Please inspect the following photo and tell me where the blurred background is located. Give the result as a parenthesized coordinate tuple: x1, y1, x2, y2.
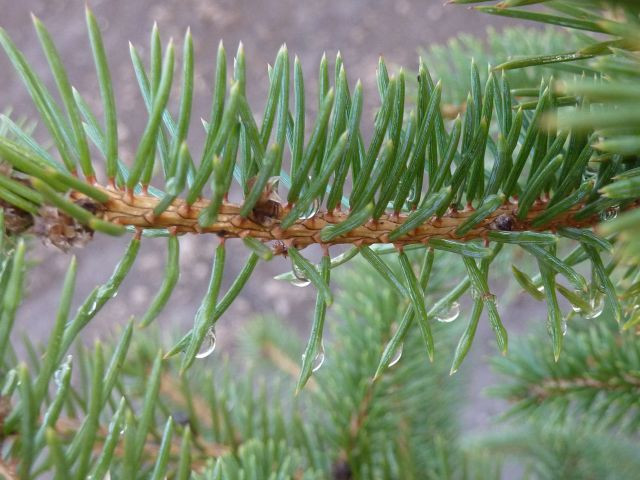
(0, 0, 528, 435)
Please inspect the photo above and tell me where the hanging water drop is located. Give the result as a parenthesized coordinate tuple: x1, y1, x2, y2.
(312, 341, 325, 372)
(585, 295, 605, 319)
(300, 197, 320, 220)
(196, 327, 217, 359)
(570, 289, 583, 313)
(601, 205, 619, 221)
(561, 317, 568, 336)
(389, 342, 403, 367)
(290, 262, 311, 288)
(435, 301, 460, 323)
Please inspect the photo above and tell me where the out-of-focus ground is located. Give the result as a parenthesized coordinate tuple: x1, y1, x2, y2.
(0, 0, 535, 435)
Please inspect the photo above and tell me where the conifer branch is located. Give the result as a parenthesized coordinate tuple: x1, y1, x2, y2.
(0, 0, 638, 371)
(1, 0, 640, 476)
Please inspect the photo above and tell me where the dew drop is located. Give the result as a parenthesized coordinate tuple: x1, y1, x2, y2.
(389, 342, 403, 367)
(435, 301, 460, 323)
(571, 290, 587, 313)
(290, 262, 311, 288)
(53, 355, 72, 387)
(196, 327, 217, 359)
(601, 205, 619, 221)
(312, 342, 325, 372)
(53, 370, 62, 387)
(300, 198, 320, 220)
(85, 300, 99, 317)
(561, 317, 568, 336)
(585, 295, 605, 319)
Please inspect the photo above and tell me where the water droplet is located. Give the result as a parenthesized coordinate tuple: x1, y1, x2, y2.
(601, 205, 619, 221)
(196, 328, 216, 359)
(585, 295, 605, 319)
(290, 262, 310, 288)
(53, 355, 72, 387)
(53, 368, 63, 387)
(561, 317, 568, 336)
(300, 198, 320, 220)
(85, 300, 99, 317)
(119, 426, 127, 436)
(435, 301, 460, 323)
(311, 342, 325, 372)
(571, 290, 587, 313)
(389, 342, 403, 367)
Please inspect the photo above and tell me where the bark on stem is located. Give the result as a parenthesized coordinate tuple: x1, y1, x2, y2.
(76, 186, 606, 249)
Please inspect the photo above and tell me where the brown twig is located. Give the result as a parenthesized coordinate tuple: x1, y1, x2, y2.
(526, 374, 640, 402)
(74, 186, 608, 250)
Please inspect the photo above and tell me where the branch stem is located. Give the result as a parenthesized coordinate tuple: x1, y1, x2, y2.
(78, 186, 609, 249)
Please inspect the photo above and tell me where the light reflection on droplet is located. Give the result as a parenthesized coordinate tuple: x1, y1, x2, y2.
(601, 205, 619, 221)
(300, 198, 320, 220)
(585, 295, 605, 319)
(196, 327, 217, 359)
(53, 355, 72, 387)
(86, 300, 98, 317)
(290, 262, 311, 288)
(389, 343, 403, 367)
(311, 341, 325, 372)
(388, 322, 403, 367)
(435, 301, 460, 323)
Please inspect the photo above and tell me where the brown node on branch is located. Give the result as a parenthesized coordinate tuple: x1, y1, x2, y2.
(0, 171, 104, 251)
(247, 175, 283, 225)
(0, 199, 33, 235)
(31, 197, 102, 253)
(491, 213, 516, 231)
(0, 169, 34, 235)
